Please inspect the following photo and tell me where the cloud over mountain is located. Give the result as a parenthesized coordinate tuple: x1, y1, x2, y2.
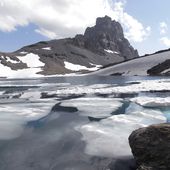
(0, 0, 150, 42)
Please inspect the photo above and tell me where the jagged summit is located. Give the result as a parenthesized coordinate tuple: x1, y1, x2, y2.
(96, 15, 112, 25)
(74, 15, 138, 59)
(0, 16, 139, 78)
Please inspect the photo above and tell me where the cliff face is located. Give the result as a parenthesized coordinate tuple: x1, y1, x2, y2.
(74, 16, 138, 60)
(129, 123, 170, 170)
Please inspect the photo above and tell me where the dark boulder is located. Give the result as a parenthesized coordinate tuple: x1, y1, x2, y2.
(129, 123, 170, 170)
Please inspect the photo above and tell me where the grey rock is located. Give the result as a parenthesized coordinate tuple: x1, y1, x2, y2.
(74, 15, 138, 59)
(129, 123, 170, 170)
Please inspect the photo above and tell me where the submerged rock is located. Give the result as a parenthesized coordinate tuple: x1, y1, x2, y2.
(129, 123, 170, 170)
(109, 156, 137, 170)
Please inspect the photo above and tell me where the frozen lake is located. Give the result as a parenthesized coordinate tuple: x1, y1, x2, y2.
(0, 75, 169, 170)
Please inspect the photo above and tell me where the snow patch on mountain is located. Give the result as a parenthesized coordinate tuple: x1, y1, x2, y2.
(64, 61, 101, 71)
(18, 53, 45, 68)
(0, 53, 46, 78)
(131, 96, 170, 107)
(5, 57, 19, 64)
(42, 47, 51, 50)
(20, 51, 28, 55)
(0, 65, 43, 78)
(104, 49, 119, 54)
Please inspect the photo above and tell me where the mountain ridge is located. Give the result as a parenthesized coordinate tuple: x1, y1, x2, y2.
(0, 15, 138, 78)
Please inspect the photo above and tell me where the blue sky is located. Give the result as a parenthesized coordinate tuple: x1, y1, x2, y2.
(0, 0, 170, 55)
(125, 0, 170, 54)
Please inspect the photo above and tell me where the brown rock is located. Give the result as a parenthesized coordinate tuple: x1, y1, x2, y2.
(129, 123, 170, 170)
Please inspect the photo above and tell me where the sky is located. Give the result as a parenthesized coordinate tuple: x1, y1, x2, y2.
(0, 0, 170, 55)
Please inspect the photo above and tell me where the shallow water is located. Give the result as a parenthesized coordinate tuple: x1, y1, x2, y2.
(0, 75, 169, 170)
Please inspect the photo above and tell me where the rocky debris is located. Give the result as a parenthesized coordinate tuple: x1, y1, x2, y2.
(129, 123, 170, 170)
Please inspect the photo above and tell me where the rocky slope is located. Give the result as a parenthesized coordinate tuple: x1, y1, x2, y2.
(0, 16, 138, 78)
(129, 123, 170, 170)
(92, 49, 170, 76)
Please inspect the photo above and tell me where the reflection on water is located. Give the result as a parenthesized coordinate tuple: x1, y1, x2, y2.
(0, 75, 169, 170)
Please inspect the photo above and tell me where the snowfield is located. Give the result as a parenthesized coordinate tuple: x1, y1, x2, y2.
(93, 51, 170, 76)
(18, 53, 45, 68)
(0, 53, 45, 78)
(64, 61, 101, 71)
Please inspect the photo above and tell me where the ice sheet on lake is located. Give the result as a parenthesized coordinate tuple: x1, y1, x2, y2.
(42, 47, 51, 50)
(55, 79, 170, 95)
(61, 97, 123, 118)
(131, 96, 170, 107)
(0, 98, 57, 140)
(77, 103, 166, 157)
(104, 49, 119, 54)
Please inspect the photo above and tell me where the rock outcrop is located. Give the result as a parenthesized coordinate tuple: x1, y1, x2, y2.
(74, 15, 138, 59)
(129, 123, 170, 170)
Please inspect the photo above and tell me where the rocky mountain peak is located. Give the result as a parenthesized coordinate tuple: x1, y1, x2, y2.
(96, 15, 112, 27)
(74, 15, 138, 59)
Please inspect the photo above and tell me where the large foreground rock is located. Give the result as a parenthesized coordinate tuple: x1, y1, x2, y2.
(129, 123, 170, 170)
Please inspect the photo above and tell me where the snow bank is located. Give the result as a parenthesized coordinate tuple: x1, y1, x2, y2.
(64, 61, 101, 71)
(0, 63, 44, 78)
(0, 53, 45, 78)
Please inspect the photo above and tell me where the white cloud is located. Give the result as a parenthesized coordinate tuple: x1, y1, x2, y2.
(160, 22, 168, 35)
(112, 1, 151, 42)
(0, 0, 150, 42)
(160, 37, 170, 47)
(35, 28, 58, 39)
